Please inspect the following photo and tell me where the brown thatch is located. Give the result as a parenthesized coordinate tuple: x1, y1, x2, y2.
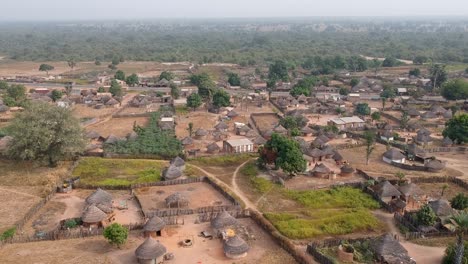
(383, 148, 405, 160)
(428, 199, 454, 216)
(82, 204, 108, 223)
(300, 126, 314, 134)
(86, 131, 102, 140)
(163, 165, 182, 180)
(442, 137, 453, 147)
(312, 163, 331, 174)
(195, 128, 208, 137)
(308, 148, 324, 158)
(372, 234, 412, 264)
(211, 211, 238, 229)
(425, 159, 446, 172)
(227, 110, 238, 118)
(421, 111, 437, 119)
(206, 142, 221, 153)
(316, 134, 330, 143)
(165, 192, 189, 207)
(263, 129, 274, 137)
(311, 138, 326, 148)
(273, 125, 287, 133)
(105, 98, 119, 106)
(215, 122, 228, 130)
(223, 235, 249, 255)
(135, 237, 167, 260)
(443, 109, 453, 119)
(332, 151, 343, 161)
(126, 131, 138, 140)
(398, 183, 424, 197)
(181, 137, 194, 145)
(170, 156, 185, 167)
(0, 136, 13, 153)
(373, 181, 401, 198)
(430, 105, 446, 114)
(340, 164, 355, 174)
(406, 108, 420, 117)
(253, 136, 267, 145)
(105, 134, 120, 144)
(321, 146, 335, 156)
(144, 216, 166, 232)
(85, 188, 113, 205)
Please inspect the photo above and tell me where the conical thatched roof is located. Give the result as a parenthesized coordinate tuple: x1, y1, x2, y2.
(428, 199, 454, 216)
(312, 163, 331, 173)
(105, 134, 119, 144)
(195, 128, 208, 136)
(372, 234, 409, 260)
(300, 126, 314, 134)
(170, 156, 185, 167)
(308, 148, 324, 158)
(442, 137, 453, 147)
(227, 110, 238, 118)
(332, 151, 343, 161)
(211, 211, 238, 229)
(340, 164, 355, 174)
(0, 136, 13, 152)
(181, 137, 194, 145)
(215, 122, 228, 130)
(407, 143, 426, 156)
(311, 138, 326, 148)
(398, 183, 424, 197)
(95, 203, 113, 214)
(383, 148, 405, 160)
(263, 129, 274, 137)
(321, 145, 335, 156)
(105, 98, 119, 105)
(245, 130, 258, 138)
(373, 181, 401, 198)
(165, 192, 188, 206)
(273, 125, 287, 133)
(406, 108, 420, 116)
(163, 165, 183, 180)
(82, 204, 108, 223)
(144, 216, 166, 232)
(430, 105, 446, 114)
(443, 109, 453, 119)
(316, 134, 330, 143)
(135, 237, 167, 260)
(0, 105, 9, 113)
(421, 111, 436, 119)
(425, 159, 446, 171)
(206, 142, 220, 153)
(253, 136, 267, 145)
(86, 188, 113, 205)
(223, 235, 249, 255)
(238, 125, 251, 133)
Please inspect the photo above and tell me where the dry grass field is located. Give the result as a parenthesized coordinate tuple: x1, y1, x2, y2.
(85, 117, 149, 138)
(72, 105, 117, 120)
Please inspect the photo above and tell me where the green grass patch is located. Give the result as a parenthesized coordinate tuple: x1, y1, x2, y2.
(175, 105, 189, 115)
(189, 153, 257, 167)
(240, 161, 274, 194)
(0, 227, 16, 241)
(184, 165, 206, 177)
(73, 157, 166, 186)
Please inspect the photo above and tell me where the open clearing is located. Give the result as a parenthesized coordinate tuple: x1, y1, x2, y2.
(72, 105, 117, 120)
(85, 117, 149, 138)
(72, 157, 168, 186)
(418, 182, 467, 201)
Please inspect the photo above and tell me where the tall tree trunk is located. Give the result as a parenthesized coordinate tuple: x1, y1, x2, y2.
(455, 233, 465, 264)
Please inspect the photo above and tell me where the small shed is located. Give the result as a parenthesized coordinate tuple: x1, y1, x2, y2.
(135, 237, 167, 264)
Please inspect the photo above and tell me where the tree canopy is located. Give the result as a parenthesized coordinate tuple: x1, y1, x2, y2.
(443, 114, 468, 144)
(290, 76, 318, 97)
(260, 133, 306, 175)
(103, 223, 128, 247)
(38, 64, 54, 75)
(355, 103, 371, 116)
(416, 204, 437, 226)
(441, 79, 468, 100)
(186, 93, 202, 110)
(430, 64, 448, 89)
(114, 70, 126, 81)
(268, 60, 289, 82)
(7, 102, 85, 166)
(212, 89, 230, 108)
(409, 68, 421, 77)
(109, 79, 122, 97)
(125, 73, 139, 86)
(190, 73, 215, 100)
(159, 71, 174, 81)
(227, 72, 241, 86)
(50, 90, 63, 102)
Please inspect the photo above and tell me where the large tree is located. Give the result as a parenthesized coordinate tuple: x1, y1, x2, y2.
(416, 204, 437, 226)
(212, 89, 231, 108)
(125, 73, 139, 86)
(6, 84, 26, 104)
(38, 64, 54, 76)
(443, 114, 468, 144)
(190, 73, 215, 100)
(260, 133, 306, 176)
(441, 79, 468, 100)
(159, 71, 174, 81)
(103, 223, 128, 248)
(430, 64, 448, 89)
(114, 70, 126, 81)
(109, 79, 122, 97)
(170, 84, 180, 99)
(268, 60, 289, 82)
(227, 73, 241, 86)
(186, 93, 202, 110)
(67, 58, 76, 71)
(7, 102, 85, 166)
(355, 103, 371, 116)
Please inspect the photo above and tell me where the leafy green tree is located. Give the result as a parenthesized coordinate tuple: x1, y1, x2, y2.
(50, 90, 63, 102)
(170, 84, 180, 99)
(67, 58, 76, 71)
(451, 193, 468, 210)
(111, 57, 120, 66)
(190, 73, 215, 100)
(114, 70, 126, 81)
(125, 73, 139, 86)
(380, 87, 396, 99)
(382, 57, 400, 67)
(364, 131, 376, 165)
(443, 114, 468, 144)
(430, 64, 448, 89)
(97, 87, 105, 93)
(369, 58, 381, 75)
(347, 56, 368, 72)
(7, 84, 26, 102)
(465, 68, 468, 74)
(400, 111, 410, 129)
(416, 204, 437, 226)
(339, 87, 349, 95)
(290, 86, 310, 97)
(227, 73, 241, 86)
(103, 223, 128, 248)
(409, 68, 421, 77)
(0, 80, 8, 90)
(355, 103, 370, 116)
(268, 60, 289, 82)
(109, 79, 122, 97)
(38, 64, 54, 75)
(371, 112, 381, 121)
(290, 76, 318, 96)
(159, 71, 174, 81)
(441, 79, 468, 100)
(95, 59, 101, 66)
(413, 56, 428, 65)
(447, 211, 468, 264)
(7, 102, 85, 167)
(64, 82, 73, 96)
(186, 93, 202, 110)
(280, 116, 307, 130)
(212, 89, 231, 108)
(261, 133, 306, 176)
(350, 78, 359, 87)
(395, 171, 406, 185)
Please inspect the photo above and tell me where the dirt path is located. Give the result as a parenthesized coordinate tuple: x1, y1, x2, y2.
(373, 210, 445, 264)
(0, 186, 39, 198)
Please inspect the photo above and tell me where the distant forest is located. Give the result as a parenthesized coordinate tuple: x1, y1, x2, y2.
(0, 19, 467, 65)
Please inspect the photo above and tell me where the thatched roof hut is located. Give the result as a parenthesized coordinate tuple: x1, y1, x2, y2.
(273, 125, 287, 134)
(263, 129, 274, 138)
(311, 163, 331, 178)
(170, 156, 185, 168)
(105, 134, 120, 144)
(105, 98, 119, 106)
(430, 105, 446, 115)
(316, 134, 330, 143)
(181, 137, 194, 145)
(253, 136, 267, 145)
(300, 126, 314, 135)
(382, 148, 405, 164)
(85, 188, 113, 206)
(311, 137, 326, 148)
(0, 136, 13, 154)
(340, 164, 355, 176)
(223, 235, 249, 259)
(206, 142, 221, 153)
(372, 234, 414, 264)
(425, 159, 446, 172)
(398, 183, 424, 197)
(406, 108, 420, 117)
(308, 148, 324, 158)
(162, 165, 183, 180)
(135, 237, 167, 264)
(227, 110, 238, 118)
(443, 109, 453, 119)
(144, 216, 166, 237)
(428, 199, 454, 217)
(321, 145, 335, 158)
(421, 111, 437, 120)
(332, 151, 343, 163)
(195, 128, 208, 138)
(372, 181, 401, 198)
(442, 137, 453, 147)
(165, 192, 189, 208)
(211, 211, 238, 229)
(0, 105, 9, 113)
(81, 204, 108, 224)
(127, 131, 138, 141)
(215, 122, 229, 131)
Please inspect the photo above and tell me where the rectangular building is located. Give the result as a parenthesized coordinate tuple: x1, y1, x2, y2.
(223, 138, 254, 153)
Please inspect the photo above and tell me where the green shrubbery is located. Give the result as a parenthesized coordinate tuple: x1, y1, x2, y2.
(0, 227, 16, 241)
(240, 161, 274, 194)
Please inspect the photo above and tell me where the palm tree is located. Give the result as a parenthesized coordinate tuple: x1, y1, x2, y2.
(448, 211, 468, 264)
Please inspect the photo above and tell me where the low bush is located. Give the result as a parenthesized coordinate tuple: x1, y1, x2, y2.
(0, 227, 16, 241)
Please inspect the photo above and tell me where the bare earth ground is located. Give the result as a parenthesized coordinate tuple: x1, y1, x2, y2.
(433, 152, 468, 178)
(134, 182, 233, 214)
(251, 113, 280, 132)
(86, 117, 149, 138)
(418, 182, 468, 201)
(72, 104, 117, 120)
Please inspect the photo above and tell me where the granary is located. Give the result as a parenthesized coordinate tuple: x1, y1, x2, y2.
(310, 163, 332, 178)
(223, 235, 250, 259)
(195, 128, 208, 139)
(223, 138, 254, 153)
(372, 181, 401, 203)
(327, 116, 365, 131)
(372, 234, 415, 264)
(143, 216, 166, 238)
(81, 204, 109, 227)
(211, 211, 238, 232)
(162, 165, 183, 181)
(424, 159, 446, 172)
(340, 164, 355, 177)
(170, 156, 185, 170)
(165, 192, 189, 208)
(135, 237, 167, 264)
(215, 121, 229, 132)
(86, 188, 113, 208)
(382, 148, 406, 164)
(206, 142, 221, 153)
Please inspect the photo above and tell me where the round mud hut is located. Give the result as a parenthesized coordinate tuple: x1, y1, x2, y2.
(165, 192, 189, 208)
(135, 237, 167, 264)
(206, 142, 221, 153)
(81, 204, 108, 227)
(162, 165, 183, 181)
(311, 163, 331, 178)
(382, 148, 406, 164)
(223, 235, 249, 259)
(425, 159, 446, 172)
(143, 216, 166, 238)
(211, 211, 238, 231)
(195, 128, 208, 139)
(340, 164, 355, 177)
(86, 188, 113, 207)
(170, 156, 186, 170)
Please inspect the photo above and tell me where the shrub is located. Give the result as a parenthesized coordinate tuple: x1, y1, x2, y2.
(443, 240, 468, 264)
(64, 219, 78, 229)
(0, 227, 16, 241)
(416, 205, 437, 226)
(103, 223, 128, 247)
(450, 193, 468, 210)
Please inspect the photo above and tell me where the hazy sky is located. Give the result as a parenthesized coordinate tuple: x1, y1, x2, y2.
(2, 0, 468, 21)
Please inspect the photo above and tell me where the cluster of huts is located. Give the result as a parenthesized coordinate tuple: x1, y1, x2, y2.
(81, 188, 115, 227)
(382, 147, 446, 172)
(129, 93, 172, 108)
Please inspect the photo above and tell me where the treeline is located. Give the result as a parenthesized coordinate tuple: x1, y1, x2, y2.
(0, 20, 467, 64)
